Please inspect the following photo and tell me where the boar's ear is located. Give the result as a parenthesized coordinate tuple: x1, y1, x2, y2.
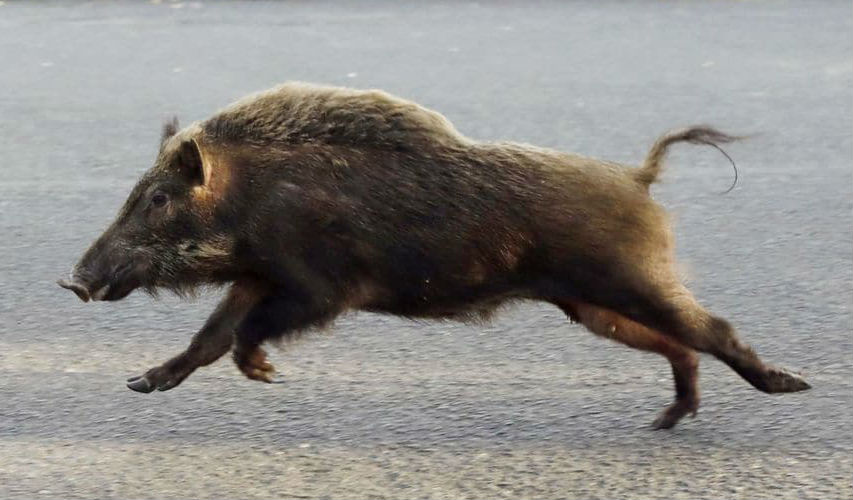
(161, 117, 180, 144)
(177, 138, 211, 187)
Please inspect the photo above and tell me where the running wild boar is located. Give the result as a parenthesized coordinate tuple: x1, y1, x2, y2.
(59, 82, 809, 429)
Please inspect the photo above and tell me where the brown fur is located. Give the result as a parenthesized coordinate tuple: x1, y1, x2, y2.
(61, 82, 810, 428)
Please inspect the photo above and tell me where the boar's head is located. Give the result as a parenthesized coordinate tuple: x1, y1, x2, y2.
(59, 119, 234, 302)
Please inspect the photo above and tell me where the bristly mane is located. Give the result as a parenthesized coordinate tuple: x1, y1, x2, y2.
(201, 82, 469, 151)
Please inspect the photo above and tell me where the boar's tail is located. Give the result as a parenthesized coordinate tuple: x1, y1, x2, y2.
(636, 126, 742, 193)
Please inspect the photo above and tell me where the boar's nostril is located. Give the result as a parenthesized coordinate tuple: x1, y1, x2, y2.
(57, 279, 91, 303)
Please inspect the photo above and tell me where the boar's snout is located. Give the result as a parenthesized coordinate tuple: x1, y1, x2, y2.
(58, 232, 142, 303)
(57, 277, 91, 302)
(58, 262, 137, 303)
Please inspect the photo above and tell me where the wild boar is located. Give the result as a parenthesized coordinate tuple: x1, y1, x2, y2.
(58, 82, 809, 429)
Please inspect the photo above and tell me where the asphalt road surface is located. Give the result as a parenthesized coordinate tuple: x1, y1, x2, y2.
(1, 1, 851, 499)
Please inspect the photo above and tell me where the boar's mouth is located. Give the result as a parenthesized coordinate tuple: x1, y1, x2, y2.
(58, 263, 141, 303)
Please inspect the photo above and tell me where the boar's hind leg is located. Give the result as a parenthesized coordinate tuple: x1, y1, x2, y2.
(232, 291, 339, 383)
(590, 280, 811, 395)
(557, 301, 699, 429)
(127, 279, 269, 393)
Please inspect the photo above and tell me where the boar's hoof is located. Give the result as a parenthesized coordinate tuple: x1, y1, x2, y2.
(652, 397, 699, 430)
(761, 367, 811, 393)
(234, 347, 279, 383)
(126, 375, 155, 393)
(126, 366, 189, 393)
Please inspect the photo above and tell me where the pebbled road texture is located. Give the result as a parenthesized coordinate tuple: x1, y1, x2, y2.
(0, 1, 851, 499)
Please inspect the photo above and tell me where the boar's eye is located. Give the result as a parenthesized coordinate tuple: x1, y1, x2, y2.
(151, 192, 168, 208)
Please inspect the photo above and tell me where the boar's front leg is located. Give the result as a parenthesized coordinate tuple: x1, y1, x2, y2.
(127, 279, 269, 393)
(231, 289, 340, 383)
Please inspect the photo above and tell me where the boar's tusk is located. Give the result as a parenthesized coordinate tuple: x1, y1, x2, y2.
(90, 285, 111, 302)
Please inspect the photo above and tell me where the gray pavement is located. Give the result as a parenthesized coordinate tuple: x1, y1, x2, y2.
(1, 1, 851, 499)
